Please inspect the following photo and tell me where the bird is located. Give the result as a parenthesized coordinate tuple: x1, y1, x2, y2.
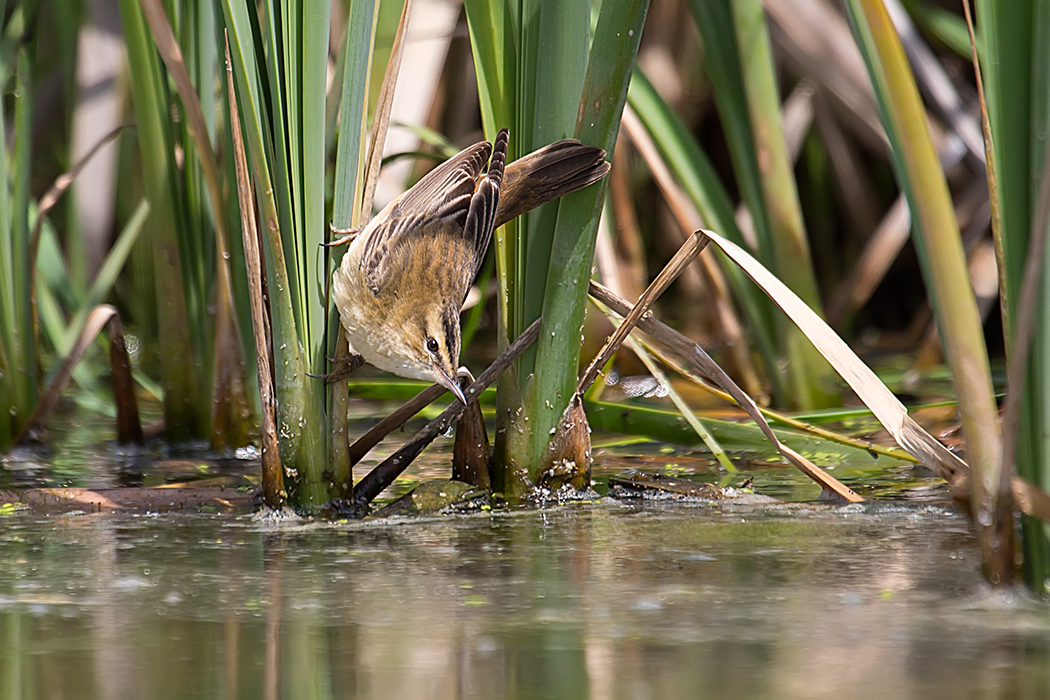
(331, 128, 610, 403)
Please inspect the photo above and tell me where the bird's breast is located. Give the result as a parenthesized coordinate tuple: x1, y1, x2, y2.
(332, 246, 423, 380)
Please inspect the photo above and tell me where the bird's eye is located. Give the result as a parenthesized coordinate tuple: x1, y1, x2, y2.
(426, 337, 439, 354)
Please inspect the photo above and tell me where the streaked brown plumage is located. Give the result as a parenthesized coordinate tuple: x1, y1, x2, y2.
(332, 129, 609, 402)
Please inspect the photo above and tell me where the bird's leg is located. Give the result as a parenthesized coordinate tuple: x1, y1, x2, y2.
(323, 222, 360, 247)
(307, 353, 365, 384)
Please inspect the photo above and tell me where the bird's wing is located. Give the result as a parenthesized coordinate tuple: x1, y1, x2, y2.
(360, 140, 492, 293)
(460, 128, 508, 283)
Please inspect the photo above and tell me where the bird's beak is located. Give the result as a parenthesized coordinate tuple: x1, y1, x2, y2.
(436, 368, 467, 404)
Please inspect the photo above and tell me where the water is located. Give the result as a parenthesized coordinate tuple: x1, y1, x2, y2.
(3, 496, 1050, 698)
(2, 410, 1050, 698)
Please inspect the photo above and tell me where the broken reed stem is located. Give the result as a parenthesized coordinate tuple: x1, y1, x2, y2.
(15, 305, 143, 446)
(578, 230, 708, 394)
(352, 318, 542, 508)
(451, 377, 492, 490)
(16, 306, 118, 443)
(642, 338, 913, 462)
(26, 123, 131, 393)
(588, 280, 862, 503)
(107, 313, 144, 444)
(347, 383, 447, 466)
(226, 35, 284, 509)
(621, 329, 736, 473)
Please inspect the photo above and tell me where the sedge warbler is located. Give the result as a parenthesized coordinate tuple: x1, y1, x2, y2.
(331, 128, 609, 402)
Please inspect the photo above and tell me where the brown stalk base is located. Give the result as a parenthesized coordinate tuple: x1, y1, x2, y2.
(452, 377, 492, 490)
(536, 394, 592, 492)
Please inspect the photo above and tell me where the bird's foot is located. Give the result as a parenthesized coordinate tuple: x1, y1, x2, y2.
(323, 222, 360, 247)
(307, 353, 365, 384)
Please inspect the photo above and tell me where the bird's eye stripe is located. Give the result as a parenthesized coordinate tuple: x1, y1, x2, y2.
(442, 308, 458, 360)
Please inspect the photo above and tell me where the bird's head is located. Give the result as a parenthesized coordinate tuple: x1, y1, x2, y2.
(393, 302, 465, 403)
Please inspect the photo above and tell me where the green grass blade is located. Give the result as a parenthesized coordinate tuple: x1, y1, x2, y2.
(978, 0, 1031, 334)
(625, 71, 784, 399)
(301, 0, 330, 371)
(518, 1, 590, 375)
(0, 45, 28, 443)
(222, 4, 330, 508)
(328, 0, 380, 497)
(276, 0, 304, 346)
(976, 0, 1050, 587)
(730, 0, 837, 409)
(0, 53, 10, 398)
(259, 0, 300, 339)
(687, 0, 775, 262)
(522, 0, 650, 483)
(464, 0, 516, 353)
(1028, 0, 1050, 584)
(170, 5, 208, 332)
(464, 0, 522, 485)
(463, 0, 506, 134)
(332, 0, 378, 230)
(902, 0, 974, 58)
(119, 0, 201, 437)
(12, 47, 32, 410)
(58, 199, 149, 356)
(359, 0, 412, 219)
(844, 0, 1004, 578)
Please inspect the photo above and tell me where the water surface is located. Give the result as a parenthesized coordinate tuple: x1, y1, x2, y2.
(2, 407, 1048, 698)
(3, 495, 1048, 699)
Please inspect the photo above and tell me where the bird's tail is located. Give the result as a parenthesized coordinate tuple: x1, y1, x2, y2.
(494, 140, 610, 228)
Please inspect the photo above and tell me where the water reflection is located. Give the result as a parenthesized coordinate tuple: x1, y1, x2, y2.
(2, 503, 1050, 699)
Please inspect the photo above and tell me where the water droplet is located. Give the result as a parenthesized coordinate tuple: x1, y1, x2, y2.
(628, 29, 634, 36)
